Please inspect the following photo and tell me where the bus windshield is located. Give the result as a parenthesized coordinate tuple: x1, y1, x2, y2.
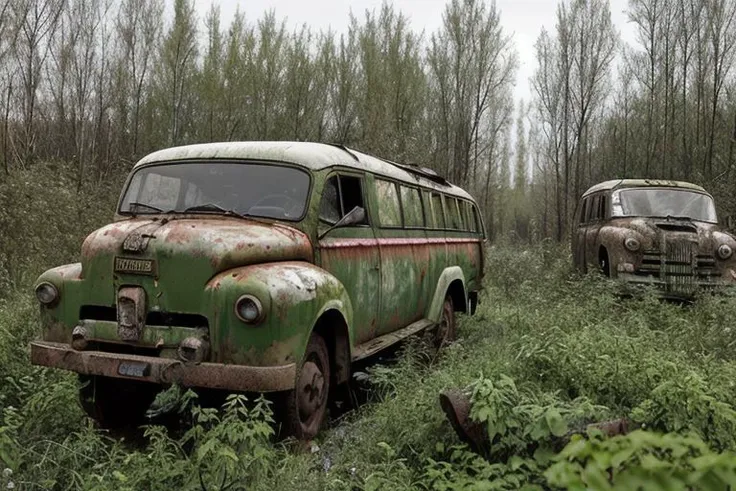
(119, 162, 310, 221)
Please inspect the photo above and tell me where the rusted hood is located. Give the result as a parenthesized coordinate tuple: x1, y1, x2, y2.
(81, 217, 313, 283)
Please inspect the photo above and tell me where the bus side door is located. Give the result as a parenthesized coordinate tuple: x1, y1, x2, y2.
(316, 173, 380, 344)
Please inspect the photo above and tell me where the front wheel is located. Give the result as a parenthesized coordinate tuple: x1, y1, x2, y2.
(599, 250, 611, 277)
(281, 333, 331, 440)
(79, 375, 158, 429)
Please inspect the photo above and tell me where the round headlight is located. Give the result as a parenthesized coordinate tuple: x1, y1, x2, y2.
(35, 282, 59, 305)
(717, 244, 733, 260)
(624, 237, 641, 252)
(235, 295, 264, 324)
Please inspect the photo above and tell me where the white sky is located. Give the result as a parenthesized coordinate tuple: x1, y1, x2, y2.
(192, 0, 637, 103)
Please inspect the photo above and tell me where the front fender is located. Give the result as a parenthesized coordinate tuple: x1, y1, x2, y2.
(35, 263, 83, 343)
(598, 226, 647, 272)
(205, 261, 353, 367)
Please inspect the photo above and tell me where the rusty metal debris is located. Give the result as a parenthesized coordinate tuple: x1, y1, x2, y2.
(439, 389, 635, 457)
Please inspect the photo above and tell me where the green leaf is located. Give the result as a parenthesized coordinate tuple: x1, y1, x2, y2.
(545, 408, 568, 437)
(218, 446, 240, 462)
(112, 470, 128, 482)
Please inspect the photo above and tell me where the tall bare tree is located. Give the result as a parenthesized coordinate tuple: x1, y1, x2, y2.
(11, 0, 63, 165)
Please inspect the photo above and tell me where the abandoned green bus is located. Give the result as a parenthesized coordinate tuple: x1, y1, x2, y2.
(31, 142, 486, 438)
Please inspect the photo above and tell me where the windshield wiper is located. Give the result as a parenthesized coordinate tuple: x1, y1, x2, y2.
(128, 202, 164, 213)
(181, 203, 275, 224)
(183, 203, 254, 219)
(183, 203, 232, 214)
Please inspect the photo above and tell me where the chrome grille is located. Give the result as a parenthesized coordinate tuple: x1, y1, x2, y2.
(663, 241, 695, 293)
(635, 241, 715, 294)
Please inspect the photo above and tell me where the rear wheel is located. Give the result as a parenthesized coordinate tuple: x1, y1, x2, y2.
(79, 375, 158, 429)
(434, 295, 457, 349)
(282, 333, 330, 440)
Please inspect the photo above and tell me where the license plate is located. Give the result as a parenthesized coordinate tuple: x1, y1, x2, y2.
(117, 361, 151, 378)
(114, 257, 156, 276)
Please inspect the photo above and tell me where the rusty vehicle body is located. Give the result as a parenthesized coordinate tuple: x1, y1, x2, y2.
(573, 179, 736, 299)
(30, 141, 486, 438)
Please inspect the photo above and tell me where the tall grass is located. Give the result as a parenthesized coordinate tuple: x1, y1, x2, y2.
(1, 171, 736, 489)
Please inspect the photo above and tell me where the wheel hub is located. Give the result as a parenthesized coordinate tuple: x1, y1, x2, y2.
(298, 361, 325, 420)
(436, 309, 450, 345)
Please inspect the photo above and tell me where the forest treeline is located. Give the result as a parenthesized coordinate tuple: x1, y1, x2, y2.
(0, 0, 735, 246)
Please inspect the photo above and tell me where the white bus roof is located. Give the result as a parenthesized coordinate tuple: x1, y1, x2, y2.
(135, 141, 474, 201)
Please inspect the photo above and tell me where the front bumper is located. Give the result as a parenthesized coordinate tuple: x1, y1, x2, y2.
(31, 341, 296, 392)
(617, 272, 734, 299)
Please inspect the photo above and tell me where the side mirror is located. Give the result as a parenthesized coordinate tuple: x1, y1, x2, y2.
(318, 206, 366, 239)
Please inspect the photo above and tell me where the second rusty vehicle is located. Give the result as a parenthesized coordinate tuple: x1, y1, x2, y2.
(573, 179, 736, 299)
(30, 142, 486, 438)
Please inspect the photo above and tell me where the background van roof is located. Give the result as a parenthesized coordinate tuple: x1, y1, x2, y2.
(582, 179, 708, 197)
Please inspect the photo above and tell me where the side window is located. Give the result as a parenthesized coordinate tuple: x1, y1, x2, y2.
(421, 190, 433, 226)
(455, 199, 466, 230)
(319, 177, 341, 224)
(579, 198, 588, 224)
(400, 186, 424, 227)
(471, 205, 481, 233)
(431, 193, 445, 229)
(447, 197, 462, 229)
(465, 202, 477, 232)
(463, 202, 471, 232)
(376, 179, 402, 227)
(319, 175, 367, 225)
(599, 195, 608, 220)
(587, 195, 600, 222)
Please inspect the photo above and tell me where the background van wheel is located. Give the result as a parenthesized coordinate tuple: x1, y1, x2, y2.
(282, 333, 330, 440)
(434, 295, 457, 349)
(599, 250, 611, 277)
(79, 375, 158, 429)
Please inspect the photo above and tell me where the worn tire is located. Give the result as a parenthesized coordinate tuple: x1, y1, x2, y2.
(79, 375, 158, 429)
(281, 333, 331, 440)
(434, 295, 457, 349)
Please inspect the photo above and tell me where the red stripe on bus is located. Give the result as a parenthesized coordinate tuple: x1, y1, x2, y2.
(319, 237, 482, 249)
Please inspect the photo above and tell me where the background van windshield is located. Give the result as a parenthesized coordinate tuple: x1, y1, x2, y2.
(614, 188, 717, 222)
(119, 162, 310, 220)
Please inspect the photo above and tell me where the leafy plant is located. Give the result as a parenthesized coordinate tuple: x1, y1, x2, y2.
(546, 430, 736, 490)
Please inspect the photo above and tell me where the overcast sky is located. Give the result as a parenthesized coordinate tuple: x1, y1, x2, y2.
(192, 0, 636, 102)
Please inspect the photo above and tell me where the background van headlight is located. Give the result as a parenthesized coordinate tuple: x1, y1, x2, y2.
(624, 237, 641, 252)
(235, 295, 264, 324)
(717, 244, 733, 260)
(35, 282, 59, 305)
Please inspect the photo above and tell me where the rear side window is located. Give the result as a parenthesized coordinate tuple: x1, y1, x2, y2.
(319, 175, 368, 225)
(471, 205, 481, 233)
(447, 197, 463, 229)
(400, 186, 424, 227)
(376, 179, 402, 227)
(464, 202, 477, 232)
(599, 195, 608, 220)
(431, 193, 445, 229)
(455, 199, 466, 230)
